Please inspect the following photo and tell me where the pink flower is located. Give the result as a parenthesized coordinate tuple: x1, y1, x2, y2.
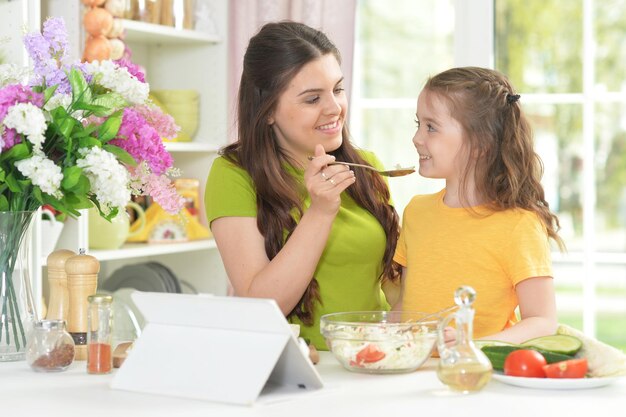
(110, 108, 173, 175)
(114, 58, 145, 83)
(133, 104, 180, 140)
(0, 84, 44, 121)
(130, 163, 185, 214)
(1, 128, 21, 151)
(0, 84, 44, 151)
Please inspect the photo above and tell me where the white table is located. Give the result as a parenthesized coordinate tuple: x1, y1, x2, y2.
(2, 353, 625, 416)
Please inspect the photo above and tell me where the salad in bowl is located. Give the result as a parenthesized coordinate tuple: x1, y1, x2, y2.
(320, 311, 439, 374)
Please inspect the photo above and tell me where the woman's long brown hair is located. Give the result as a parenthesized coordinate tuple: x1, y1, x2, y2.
(221, 21, 401, 325)
(424, 67, 565, 250)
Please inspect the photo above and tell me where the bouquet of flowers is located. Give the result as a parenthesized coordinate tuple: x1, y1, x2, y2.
(0, 17, 184, 360)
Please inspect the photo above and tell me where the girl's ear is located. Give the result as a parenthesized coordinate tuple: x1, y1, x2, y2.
(267, 114, 274, 125)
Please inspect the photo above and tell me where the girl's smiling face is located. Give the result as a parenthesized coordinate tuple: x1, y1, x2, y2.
(412, 89, 468, 184)
(268, 54, 347, 164)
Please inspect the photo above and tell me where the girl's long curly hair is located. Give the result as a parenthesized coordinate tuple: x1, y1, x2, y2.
(221, 21, 401, 325)
(424, 67, 564, 250)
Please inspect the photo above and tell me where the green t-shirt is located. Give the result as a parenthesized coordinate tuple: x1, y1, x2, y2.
(204, 152, 390, 349)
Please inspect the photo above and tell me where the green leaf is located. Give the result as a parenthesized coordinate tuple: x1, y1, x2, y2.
(58, 116, 77, 139)
(78, 137, 102, 149)
(64, 193, 93, 209)
(0, 195, 8, 211)
(73, 123, 99, 139)
(0, 143, 30, 162)
(69, 67, 92, 104)
(73, 101, 111, 117)
(5, 172, 23, 192)
(43, 84, 59, 104)
(32, 186, 44, 204)
(64, 191, 93, 210)
(0, 168, 5, 182)
(92, 92, 127, 113)
(44, 86, 58, 100)
(72, 175, 91, 195)
(61, 166, 83, 190)
(98, 112, 122, 142)
(103, 144, 137, 166)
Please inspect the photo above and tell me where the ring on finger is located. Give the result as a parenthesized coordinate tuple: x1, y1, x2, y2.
(321, 171, 329, 181)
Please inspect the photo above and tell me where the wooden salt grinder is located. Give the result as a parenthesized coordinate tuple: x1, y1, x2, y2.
(66, 249, 100, 361)
(46, 249, 75, 321)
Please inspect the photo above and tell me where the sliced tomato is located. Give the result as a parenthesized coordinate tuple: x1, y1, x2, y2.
(542, 358, 588, 379)
(503, 349, 547, 378)
(355, 344, 386, 364)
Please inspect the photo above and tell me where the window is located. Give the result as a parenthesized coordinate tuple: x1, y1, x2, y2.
(353, 0, 455, 213)
(353, 0, 626, 350)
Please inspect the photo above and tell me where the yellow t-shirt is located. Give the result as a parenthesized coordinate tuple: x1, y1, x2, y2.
(394, 189, 553, 338)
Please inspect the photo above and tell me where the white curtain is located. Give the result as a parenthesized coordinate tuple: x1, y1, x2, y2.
(227, 0, 357, 141)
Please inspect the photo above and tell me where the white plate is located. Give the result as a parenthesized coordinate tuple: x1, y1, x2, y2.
(493, 373, 619, 390)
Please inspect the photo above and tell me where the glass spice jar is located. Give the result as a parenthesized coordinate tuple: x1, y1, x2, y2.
(26, 320, 75, 372)
(87, 294, 113, 374)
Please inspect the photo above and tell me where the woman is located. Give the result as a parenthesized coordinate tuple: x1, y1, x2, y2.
(205, 21, 400, 349)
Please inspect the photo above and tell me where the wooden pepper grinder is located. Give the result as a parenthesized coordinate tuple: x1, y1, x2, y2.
(66, 249, 100, 361)
(46, 249, 76, 321)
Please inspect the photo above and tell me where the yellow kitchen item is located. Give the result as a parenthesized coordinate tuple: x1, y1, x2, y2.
(126, 203, 211, 243)
(150, 89, 199, 141)
(88, 202, 146, 249)
(175, 178, 202, 219)
(148, 93, 192, 142)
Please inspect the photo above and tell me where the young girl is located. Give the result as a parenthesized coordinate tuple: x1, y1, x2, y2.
(394, 67, 565, 344)
(205, 22, 400, 349)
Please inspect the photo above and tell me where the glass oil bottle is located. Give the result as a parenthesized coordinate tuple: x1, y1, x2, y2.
(436, 286, 492, 393)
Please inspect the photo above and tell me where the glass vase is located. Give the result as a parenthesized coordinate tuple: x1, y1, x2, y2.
(0, 211, 38, 361)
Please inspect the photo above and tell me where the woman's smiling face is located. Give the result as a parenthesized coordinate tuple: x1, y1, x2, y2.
(268, 54, 347, 164)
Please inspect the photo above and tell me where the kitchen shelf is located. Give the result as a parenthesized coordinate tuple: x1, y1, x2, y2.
(41, 240, 217, 265)
(164, 142, 220, 153)
(122, 19, 220, 45)
(88, 239, 217, 262)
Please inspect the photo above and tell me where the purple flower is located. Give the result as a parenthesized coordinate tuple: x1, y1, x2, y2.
(42, 17, 69, 63)
(23, 17, 71, 94)
(110, 108, 173, 175)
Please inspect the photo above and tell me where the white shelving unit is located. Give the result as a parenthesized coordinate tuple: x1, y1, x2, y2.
(4, 0, 231, 307)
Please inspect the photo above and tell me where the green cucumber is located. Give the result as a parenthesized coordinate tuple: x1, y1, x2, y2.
(521, 334, 582, 356)
(481, 345, 573, 371)
(474, 340, 516, 350)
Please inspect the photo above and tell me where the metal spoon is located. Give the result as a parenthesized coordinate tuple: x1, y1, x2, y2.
(307, 157, 415, 177)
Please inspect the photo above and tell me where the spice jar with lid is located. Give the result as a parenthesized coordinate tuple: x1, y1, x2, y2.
(87, 294, 113, 374)
(26, 320, 75, 372)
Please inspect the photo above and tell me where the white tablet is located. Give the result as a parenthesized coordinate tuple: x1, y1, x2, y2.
(111, 292, 323, 405)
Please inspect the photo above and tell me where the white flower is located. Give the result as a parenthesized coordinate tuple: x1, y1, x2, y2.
(84, 60, 149, 105)
(44, 93, 72, 112)
(0, 63, 30, 88)
(3, 102, 47, 150)
(15, 153, 63, 198)
(76, 146, 130, 213)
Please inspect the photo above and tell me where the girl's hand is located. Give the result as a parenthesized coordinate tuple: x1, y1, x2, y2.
(305, 144, 355, 216)
(443, 326, 457, 346)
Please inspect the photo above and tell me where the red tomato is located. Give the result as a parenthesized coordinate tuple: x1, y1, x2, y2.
(504, 349, 547, 378)
(355, 344, 386, 364)
(542, 358, 588, 379)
